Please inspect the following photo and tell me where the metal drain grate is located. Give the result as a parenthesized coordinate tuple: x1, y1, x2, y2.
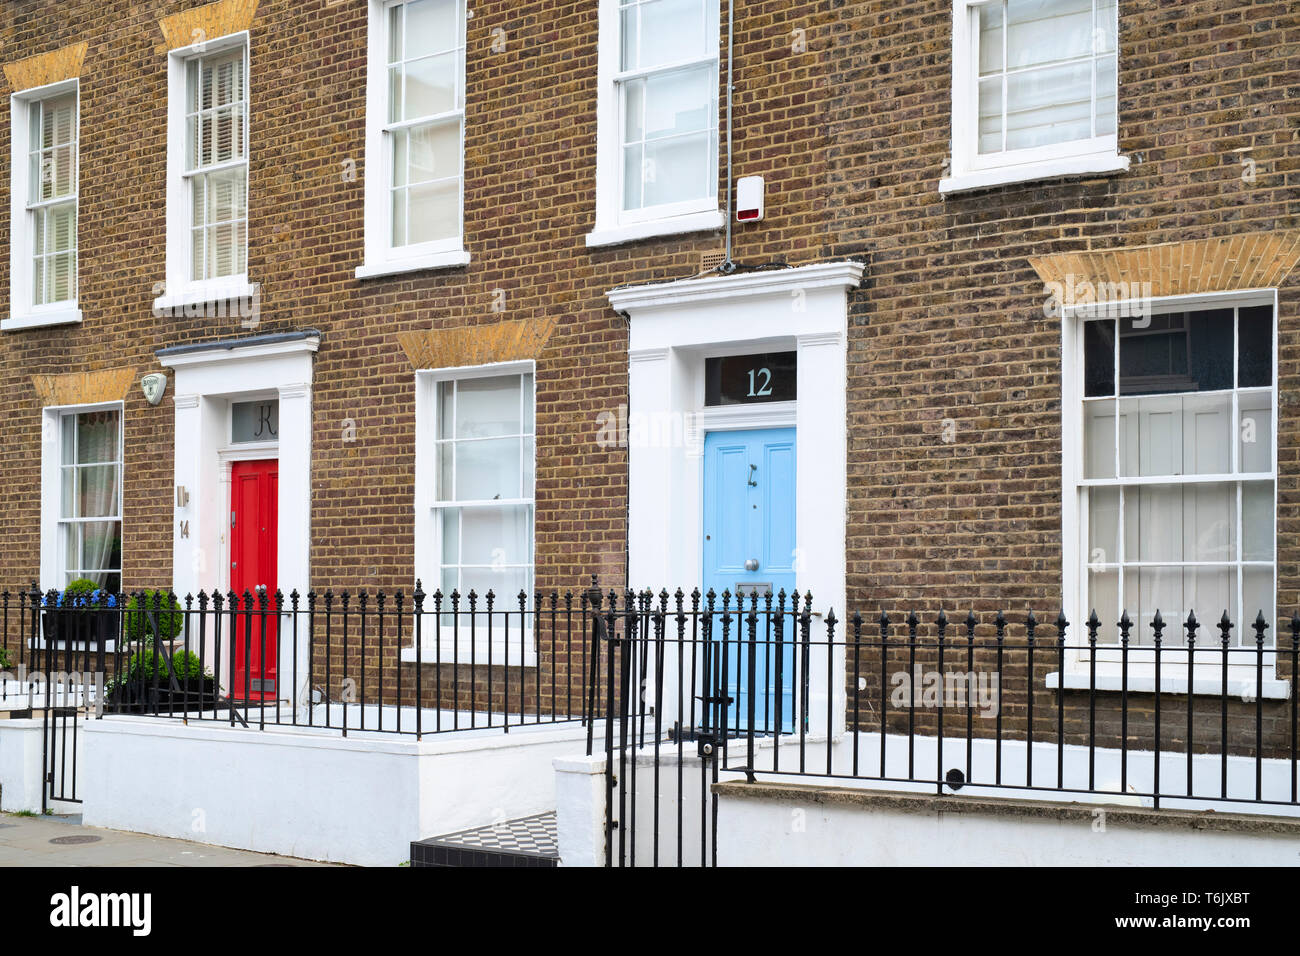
(49, 835, 101, 845)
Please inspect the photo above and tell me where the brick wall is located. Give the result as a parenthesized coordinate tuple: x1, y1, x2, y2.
(1, 1, 1298, 752)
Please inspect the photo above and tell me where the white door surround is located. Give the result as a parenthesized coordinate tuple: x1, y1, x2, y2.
(157, 331, 318, 703)
(607, 260, 864, 735)
(157, 331, 317, 599)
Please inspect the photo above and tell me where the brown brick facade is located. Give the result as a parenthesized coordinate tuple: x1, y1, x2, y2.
(0, 1, 1298, 750)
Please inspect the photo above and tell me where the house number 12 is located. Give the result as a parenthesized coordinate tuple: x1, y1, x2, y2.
(747, 367, 774, 398)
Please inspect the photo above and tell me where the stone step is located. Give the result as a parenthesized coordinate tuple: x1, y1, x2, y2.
(410, 811, 558, 868)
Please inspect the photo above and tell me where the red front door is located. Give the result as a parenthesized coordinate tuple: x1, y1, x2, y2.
(230, 459, 278, 700)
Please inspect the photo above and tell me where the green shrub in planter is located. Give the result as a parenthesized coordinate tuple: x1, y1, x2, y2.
(123, 590, 184, 646)
(62, 578, 100, 605)
(0, 647, 10, 670)
(127, 649, 205, 683)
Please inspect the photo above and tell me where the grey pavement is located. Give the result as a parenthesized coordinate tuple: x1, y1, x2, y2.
(0, 812, 338, 867)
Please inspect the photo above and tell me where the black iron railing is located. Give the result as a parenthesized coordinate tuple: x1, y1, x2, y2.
(0, 583, 607, 738)
(592, 588, 1300, 866)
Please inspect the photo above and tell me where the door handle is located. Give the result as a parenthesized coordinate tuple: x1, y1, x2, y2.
(744, 558, 760, 572)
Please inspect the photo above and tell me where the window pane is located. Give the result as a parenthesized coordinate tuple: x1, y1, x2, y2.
(977, 2, 1003, 75)
(407, 178, 460, 243)
(1242, 482, 1273, 562)
(624, 78, 645, 143)
(388, 65, 404, 124)
(1124, 483, 1234, 564)
(405, 121, 460, 184)
(47, 252, 76, 304)
(441, 508, 459, 565)
(1094, 53, 1117, 137)
(643, 65, 713, 139)
(404, 0, 460, 60)
(388, 3, 404, 63)
(455, 437, 522, 501)
(1124, 566, 1226, 647)
(1083, 319, 1114, 397)
(440, 566, 459, 598)
(1087, 567, 1119, 640)
(200, 104, 244, 166)
(453, 504, 531, 566)
(521, 374, 535, 432)
(638, 0, 708, 68)
(80, 520, 122, 575)
(977, 78, 1003, 154)
(1087, 487, 1119, 565)
(455, 376, 522, 438)
(1094, 0, 1118, 54)
(620, 3, 639, 70)
(42, 94, 76, 148)
(1004, 60, 1092, 151)
(622, 143, 644, 210)
(1238, 305, 1273, 388)
(403, 51, 459, 118)
(1117, 392, 1232, 478)
(437, 381, 455, 439)
(437, 441, 454, 499)
(1238, 391, 1271, 474)
(61, 524, 80, 576)
(204, 167, 247, 225)
(206, 219, 247, 279)
(391, 187, 408, 246)
(459, 565, 529, 604)
(1243, 566, 1274, 637)
(1116, 311, 1230, 395)
(77, 466, 121, 518)
(643, 132, 711, 207)
(75, 410, 119, 464)
(1006, 0, 1094, 70)
(1083, 399, 1115, 479)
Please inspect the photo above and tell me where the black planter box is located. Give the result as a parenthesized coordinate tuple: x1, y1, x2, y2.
(41, 607, 120, 651)
(107, 676, 222, 714)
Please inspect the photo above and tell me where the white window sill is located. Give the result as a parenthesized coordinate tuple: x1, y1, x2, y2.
(400, 640, 537, 668)
(3, 308, 83, 332)
(153, 279, 259, 314)
(939, 153, 1131, 196)
(1046, 670, 1290, 701)
(355, 249, 471, 280)
(586, 209, 726, 248)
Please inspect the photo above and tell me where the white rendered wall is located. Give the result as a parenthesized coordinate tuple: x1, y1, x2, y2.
(716, 786, 1300, 867)
(81, 717, 589, 866)
(0, 719, 44, 812)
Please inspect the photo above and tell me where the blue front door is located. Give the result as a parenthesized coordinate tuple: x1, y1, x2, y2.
(702, 428, 796, 734)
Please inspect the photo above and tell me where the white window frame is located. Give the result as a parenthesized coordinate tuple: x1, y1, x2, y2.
(357, 0, 471, 280)
(154, 31, 256, 315)
(940, 0, 1129, 195)
(410, 360, 537, 665)
(6, 79, 82, 332)
(40, 401, 124, 595)
(1056, 289, 1288, 698)
(587, 0, 725, 248)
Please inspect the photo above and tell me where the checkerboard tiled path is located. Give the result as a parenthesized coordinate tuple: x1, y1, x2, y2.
(410, 812, 559, 867)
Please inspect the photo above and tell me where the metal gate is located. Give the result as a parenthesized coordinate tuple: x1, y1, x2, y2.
(595, 588, 814, 867)
(35, 593, 107, 811)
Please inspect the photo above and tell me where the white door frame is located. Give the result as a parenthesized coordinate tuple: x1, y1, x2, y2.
(608, 261, 864, 737)
(157, 332, 318, 705)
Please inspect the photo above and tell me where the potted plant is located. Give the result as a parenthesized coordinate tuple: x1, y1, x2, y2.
(122, 589, 185, 649)
(40, 579, 120, 651)
(106, 648, 217, 713)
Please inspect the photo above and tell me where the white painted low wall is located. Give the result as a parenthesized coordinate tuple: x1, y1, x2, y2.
(82, 717, 592, 866)
(0, 718, 44, 812)
(555, 731, 1300, 866)
(714, 782, 1300, 866)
